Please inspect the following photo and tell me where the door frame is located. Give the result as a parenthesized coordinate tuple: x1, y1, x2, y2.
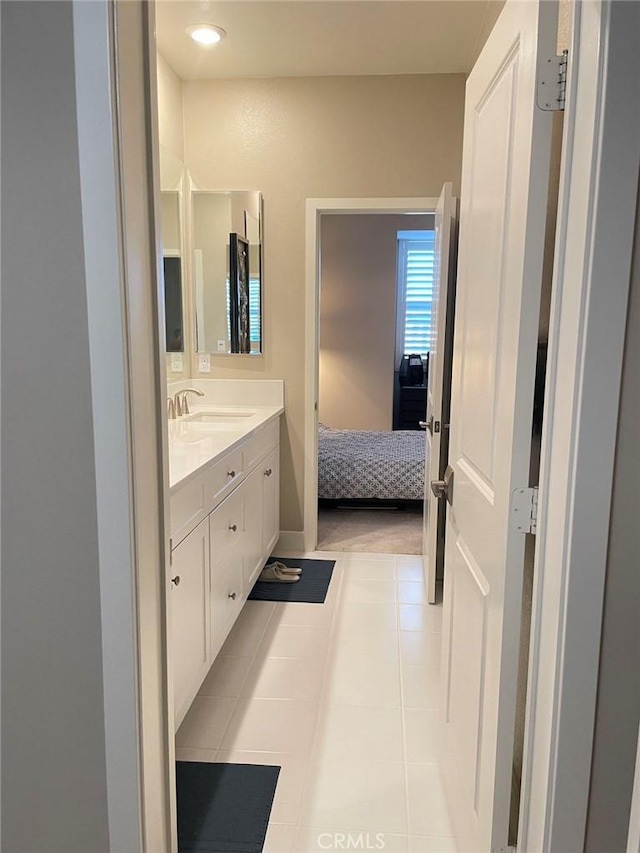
(519, 0, 640, 848)
(303, 197, 439, 554)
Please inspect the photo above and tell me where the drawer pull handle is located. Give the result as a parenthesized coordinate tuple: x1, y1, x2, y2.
(229, 523, 237, 532)
(171, 576, 181, 587)
(264, 468, 272, 477)
(228, 592, 237, 600)
(227, 469, 236, 478)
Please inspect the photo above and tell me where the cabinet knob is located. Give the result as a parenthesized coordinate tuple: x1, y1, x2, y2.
(264, 468, 272, 477)
(229, 523, 237, 532)
(171, 575, 181, 586)
(227, 469, 236, 478)
(228, 592, 237, 600)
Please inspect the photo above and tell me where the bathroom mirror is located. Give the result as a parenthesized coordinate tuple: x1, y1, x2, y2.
(192, 190, 263, 355)
(160, 191, 184, 352)
(159, 146, 188, 363)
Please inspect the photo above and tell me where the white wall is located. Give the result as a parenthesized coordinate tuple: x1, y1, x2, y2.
(182, 73, 465, 529)
(319, 213, 431, 431)
(1, 3, 111, 848)
(157, 50, 185, 163)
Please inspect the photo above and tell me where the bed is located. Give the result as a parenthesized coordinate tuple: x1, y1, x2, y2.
(317, 423, 427, 502)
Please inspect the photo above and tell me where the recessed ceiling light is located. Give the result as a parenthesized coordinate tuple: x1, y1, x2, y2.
(186, 23, 226, 46)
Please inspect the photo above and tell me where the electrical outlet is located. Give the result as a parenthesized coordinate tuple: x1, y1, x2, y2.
(217, 340, 226, 353)
(170, 353, 183, 373)
(198, 354, 211, 373)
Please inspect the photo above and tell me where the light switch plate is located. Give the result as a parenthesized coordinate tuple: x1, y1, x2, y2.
(217, 340, 226, 353)
(170, 353, 183, 372)
(198, 354, 211, 373)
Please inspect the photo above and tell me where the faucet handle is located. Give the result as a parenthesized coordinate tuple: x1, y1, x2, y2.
(167, 397, 176, 420)
(181, 388, 205, 416)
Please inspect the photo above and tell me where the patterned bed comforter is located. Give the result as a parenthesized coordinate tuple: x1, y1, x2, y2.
(317, 424, 427, 501)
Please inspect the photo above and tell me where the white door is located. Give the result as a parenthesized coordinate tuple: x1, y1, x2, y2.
(423, 182, 457, 604)
(440, 0, 556, 848)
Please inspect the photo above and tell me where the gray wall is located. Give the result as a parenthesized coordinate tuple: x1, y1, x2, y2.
(1, 3, 110, 849)
(585, 190, 640, 850)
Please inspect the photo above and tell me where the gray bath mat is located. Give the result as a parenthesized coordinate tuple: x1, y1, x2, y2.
(176, 761, 279, 852)
(248, 557, 336, 603)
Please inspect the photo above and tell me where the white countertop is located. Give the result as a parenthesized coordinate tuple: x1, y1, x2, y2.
(168, 405, 283, 492)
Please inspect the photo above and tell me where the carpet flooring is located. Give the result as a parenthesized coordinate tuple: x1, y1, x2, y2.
(317, 505, 423, 554)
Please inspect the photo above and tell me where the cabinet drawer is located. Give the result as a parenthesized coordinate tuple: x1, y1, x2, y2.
(170, 475, 207, 548)
(244, 420, 278, 471)
(211, 557, 244, 651)
(210, 488, 244, 566)
(205, 447, 244, 512)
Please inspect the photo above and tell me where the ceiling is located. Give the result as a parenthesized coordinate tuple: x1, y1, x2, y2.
(156, 1, 504, 80)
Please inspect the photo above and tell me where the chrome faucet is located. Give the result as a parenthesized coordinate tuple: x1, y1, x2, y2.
(174, 388, 205, 417)
(167, 397, 176, 420)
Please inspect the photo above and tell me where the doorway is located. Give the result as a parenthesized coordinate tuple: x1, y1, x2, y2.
(315, 210, 435, 554)
(304, 198, 438, 555)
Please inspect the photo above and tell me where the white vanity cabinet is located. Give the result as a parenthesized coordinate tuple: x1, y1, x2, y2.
(169, 415, 281, 729)
(170, 518, 211, 725)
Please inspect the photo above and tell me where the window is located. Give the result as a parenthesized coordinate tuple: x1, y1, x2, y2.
(225, 277, 262, 348)
(395, 229, 436, 362)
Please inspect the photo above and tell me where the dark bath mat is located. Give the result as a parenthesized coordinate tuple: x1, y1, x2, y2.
(248, 557, 336, 604)
(176, 761, 280, 853)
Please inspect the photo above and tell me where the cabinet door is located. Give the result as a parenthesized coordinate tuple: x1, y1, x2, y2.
(243, 465, 264, 593)
(209, 489, 245, 654)
(170, 518, 210, 729)
(262, 447, 280, 556)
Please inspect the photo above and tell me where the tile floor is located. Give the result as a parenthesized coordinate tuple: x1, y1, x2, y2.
(176, 551, 456, 853)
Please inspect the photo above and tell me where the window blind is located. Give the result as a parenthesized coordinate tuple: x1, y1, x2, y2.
(397, 232, 436, 358)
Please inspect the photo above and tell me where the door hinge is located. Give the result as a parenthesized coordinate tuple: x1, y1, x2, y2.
(537, 50, 568, 111)
(510, 487, 538, 534)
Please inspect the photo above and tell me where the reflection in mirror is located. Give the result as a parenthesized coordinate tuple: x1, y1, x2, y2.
(160, 191, 184, 353)
(192, 191, 263, 355)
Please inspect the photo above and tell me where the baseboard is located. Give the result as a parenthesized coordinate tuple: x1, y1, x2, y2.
(275, 530, 305, 554)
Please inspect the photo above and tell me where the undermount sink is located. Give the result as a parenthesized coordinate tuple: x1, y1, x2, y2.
(185, 410, 256, 423)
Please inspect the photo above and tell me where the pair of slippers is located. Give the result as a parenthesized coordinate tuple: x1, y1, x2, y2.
(259, 561, 302, 583)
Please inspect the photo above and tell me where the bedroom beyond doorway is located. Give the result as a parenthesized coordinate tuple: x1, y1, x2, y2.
(316, 210, 434, 555)
(317, 503, 424, 554)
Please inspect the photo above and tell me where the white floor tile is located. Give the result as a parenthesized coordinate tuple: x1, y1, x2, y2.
(175, 695, 237, 749)
(216, 750, 308, 825)
(198, 655, 253, 698)
(220, 697, 319, 754)
(409, 835, 458, 852)
(404, 709, 444, 764)
(174, 746, 218, 762)
(399, 604, 434, 632)
(399, 603, 443, 634)
(406, 764, 455, 837)
(300, 757, 408, 833)
(295, 826, 410, 852)
(343, 551, 399, 561)
(313, 703, 405, 763)
(341, 577, 397, 605)
(398, 582, 426, 605)
(219, 601, 274, 657)
(331, 601, 398, 634)
(329, 624, 399, 664)
(401, 665, 441, 710)
(276, 601, 335, 628)
(400, 631, 442, 669)
(263, 822, 297, 853)
(322, 650, 402, 708)
(174, 549, 460, 852)
(344, 556, 397, 580)
(259, 622, 331, 660)
(396, 556, 425, 582)
(241, 655, 325, 702)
